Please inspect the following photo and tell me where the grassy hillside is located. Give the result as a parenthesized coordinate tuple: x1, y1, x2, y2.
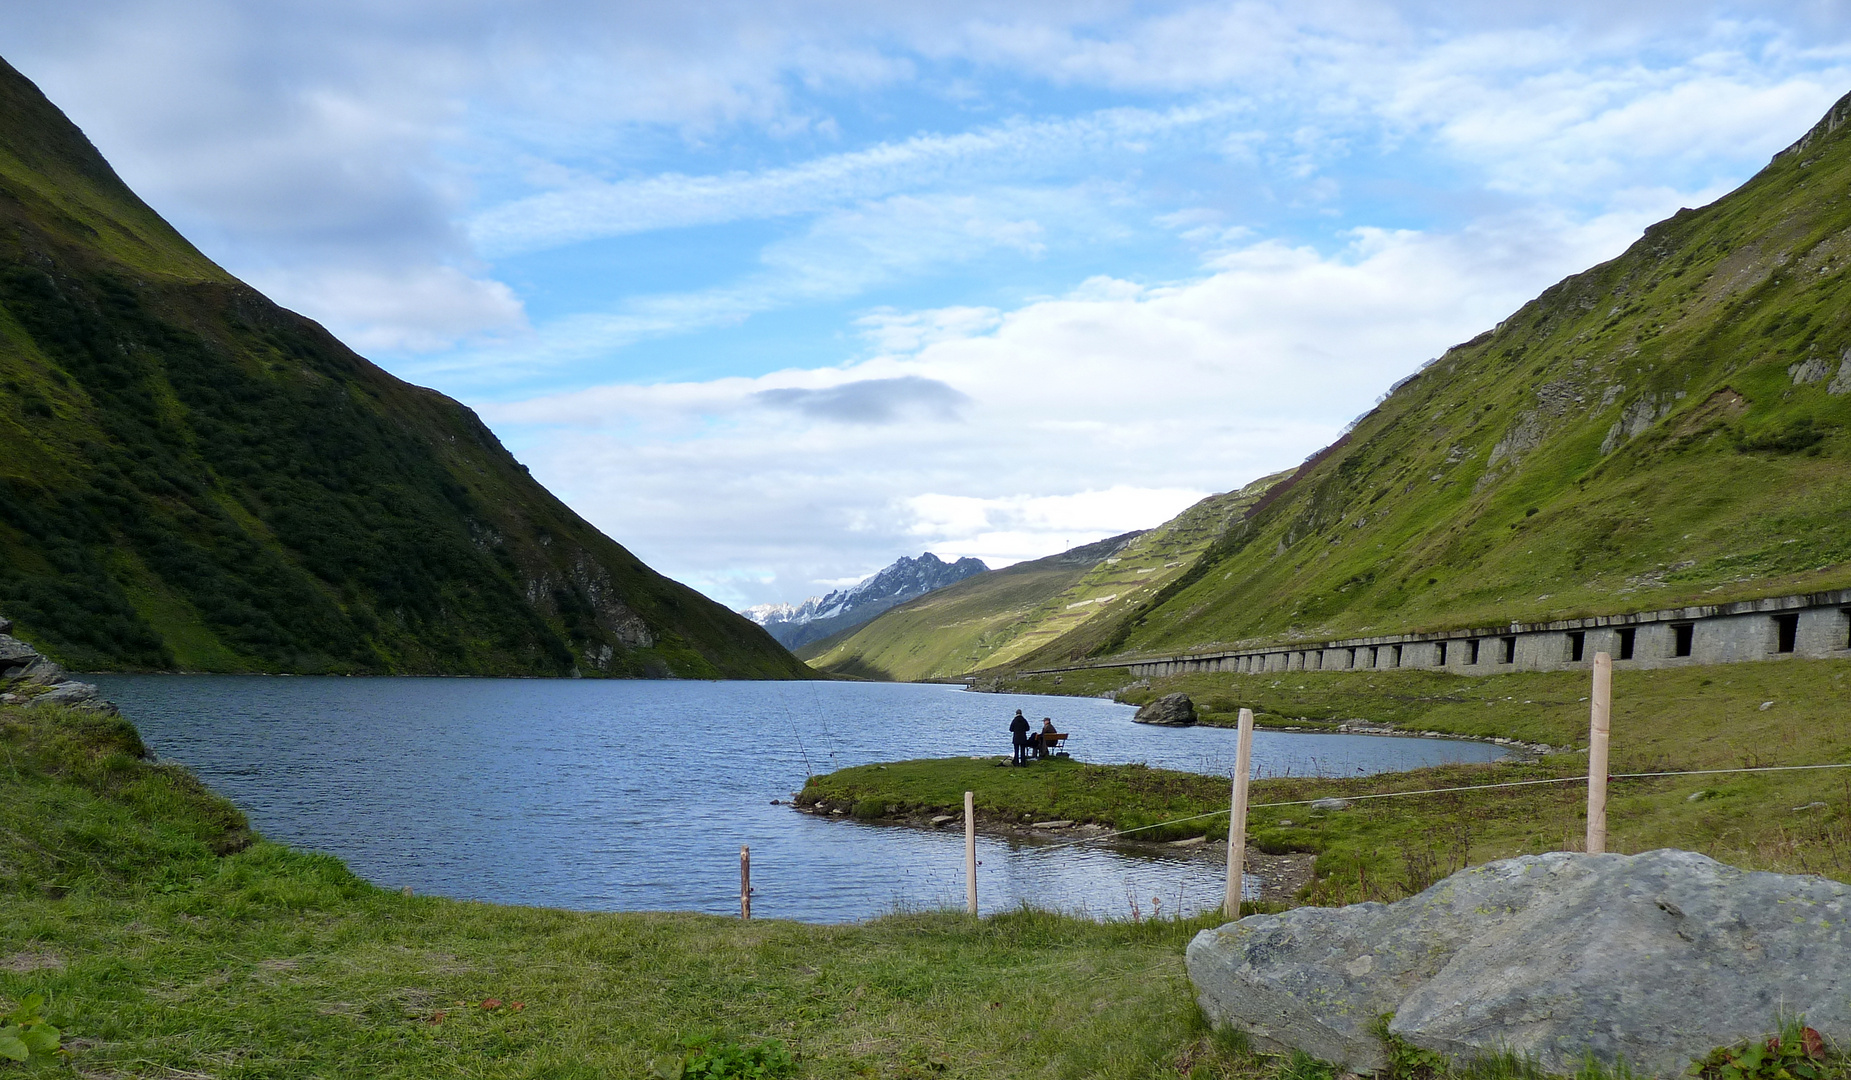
(0, 57, 807, 678)
(805, 475, 1284, 681)
(1004, 91, 1851, 668)
(799, 532, 1143, 680)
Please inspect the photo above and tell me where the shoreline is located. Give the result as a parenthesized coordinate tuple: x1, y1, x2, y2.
(786, 787, 1316, 903)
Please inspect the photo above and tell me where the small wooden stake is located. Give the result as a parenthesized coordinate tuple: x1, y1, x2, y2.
(1587, 652, 1612, 855)
(740, 844, 752, 920)
(1224, 707, 1255, 918)
(965, 790, 978, 915)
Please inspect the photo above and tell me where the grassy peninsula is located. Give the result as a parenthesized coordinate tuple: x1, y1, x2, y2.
(804, 658, 1851, 907)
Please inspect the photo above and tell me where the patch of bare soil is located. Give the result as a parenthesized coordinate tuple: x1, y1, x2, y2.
(1, 949, 64, 973)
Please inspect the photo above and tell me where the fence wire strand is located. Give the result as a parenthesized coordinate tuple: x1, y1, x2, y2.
(1026, 760, 1851, 856)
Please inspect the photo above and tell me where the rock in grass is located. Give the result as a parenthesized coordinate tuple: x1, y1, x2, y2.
(1133, 693, 1197, 726)
(1185, 849, 1851, 1076)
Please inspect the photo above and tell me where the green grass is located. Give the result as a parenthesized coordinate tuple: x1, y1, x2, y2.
(1008, 654, 1851, 760)
(0, 702, 1248, 1078)
(5, 692, 1847, 1077)
(809, 658, 1851, 906)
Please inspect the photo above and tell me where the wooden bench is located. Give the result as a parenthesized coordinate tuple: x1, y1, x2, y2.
(1033, 731, 1069, 757)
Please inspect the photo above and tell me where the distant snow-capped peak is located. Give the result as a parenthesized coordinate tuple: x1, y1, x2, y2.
(740, 552, 988, 645)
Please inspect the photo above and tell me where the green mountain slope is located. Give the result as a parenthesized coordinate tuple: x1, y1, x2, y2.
(800, 533, 1143, 680)
(803, 472, 1285, 680)
(1012, 92, 1851, 667)
(0, 57, 809, 679)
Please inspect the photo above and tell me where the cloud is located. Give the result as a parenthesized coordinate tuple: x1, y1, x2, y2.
(466, 102, 1241, 257)
(485, 205, 1657, 607)
(754, 377, 971, 424)
(410, 185, 1110, 386)
(8, 0, 1851, 609)
(855, 306, 1006, 352)
(243, 264, 526, 353)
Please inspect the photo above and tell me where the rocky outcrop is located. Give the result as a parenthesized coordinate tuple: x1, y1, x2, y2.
(0, 615, 118, 714)
(1133, 692, 1197, 726)
(1186, 850, 1851, 1076)
(1832, 351, 1851, 395)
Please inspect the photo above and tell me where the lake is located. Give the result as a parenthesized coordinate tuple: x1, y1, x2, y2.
(91, 676, 1506, 923)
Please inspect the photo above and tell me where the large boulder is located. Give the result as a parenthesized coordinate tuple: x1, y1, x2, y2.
(1186, 850, 1851, 1076)
(1133, 692, 1197, 726)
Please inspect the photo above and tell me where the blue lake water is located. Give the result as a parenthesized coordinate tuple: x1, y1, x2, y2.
(91, 676, 1506, 923)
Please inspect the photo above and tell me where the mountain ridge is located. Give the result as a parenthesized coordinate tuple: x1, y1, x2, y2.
(744, 551, 988, 650)
(802, 471, 1287, 681)
(0, 55, 810, 679)
(996, 89, 1851, 670)
(813, 91, 1851, 681)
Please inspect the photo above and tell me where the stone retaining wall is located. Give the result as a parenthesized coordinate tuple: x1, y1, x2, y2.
(1023, 588, 1851, 679)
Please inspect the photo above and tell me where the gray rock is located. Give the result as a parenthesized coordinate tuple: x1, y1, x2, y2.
(0, 620, 118, 715)
(1133, 692, 1197, 726)
(16, 655, 65, 686)
(0, 634, 38, 666)
(1832, 356, 1851, 395)
(28, 681, 101, 708)
(1789, 356, 1833, 385)
(1186, 850, 1851, 1076)
(1310, 798, 1352, 811)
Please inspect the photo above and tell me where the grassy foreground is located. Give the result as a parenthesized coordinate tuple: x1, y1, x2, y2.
(809, 658, 1851, 905)
(5, 668, 1850, 1076)
(0, 702, 1284, 1079)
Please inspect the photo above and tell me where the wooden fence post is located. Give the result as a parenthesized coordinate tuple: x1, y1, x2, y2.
(740, 845, 751, 919)
(1587, 652, 1612, 855)
(1224, 707, 1255, 918)
(965, 790, 978, 915)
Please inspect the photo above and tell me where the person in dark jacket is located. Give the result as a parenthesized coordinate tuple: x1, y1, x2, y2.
(1009, 709, 1031, 765)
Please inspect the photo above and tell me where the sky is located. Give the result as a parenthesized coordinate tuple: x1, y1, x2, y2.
(3, 2, 1851, 610)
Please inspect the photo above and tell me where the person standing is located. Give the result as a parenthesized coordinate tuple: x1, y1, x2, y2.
(1009, 709, 1031, 766)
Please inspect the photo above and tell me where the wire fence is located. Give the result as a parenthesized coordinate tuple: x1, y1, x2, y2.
(751, 651, 1848, 920)
(1026, 761, 1851, 856)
